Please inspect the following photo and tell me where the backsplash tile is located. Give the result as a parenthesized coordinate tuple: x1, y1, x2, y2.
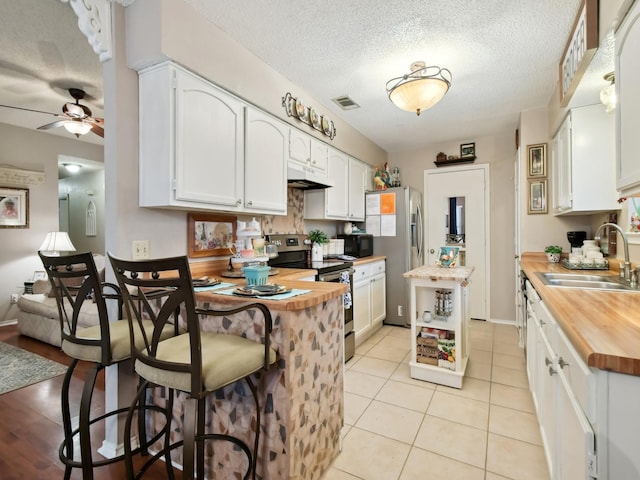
(262, 188, 304, 234)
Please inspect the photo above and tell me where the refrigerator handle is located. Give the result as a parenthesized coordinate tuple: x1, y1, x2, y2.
(416, 202, 423, 258)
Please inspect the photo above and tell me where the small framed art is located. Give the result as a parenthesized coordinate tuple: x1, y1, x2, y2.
(527, 143, 547, 178)
(460, 142, 475, 158)
(0, 187, 29, 228)
(187, 213, 236, 258)
(528, 179, 548, 214)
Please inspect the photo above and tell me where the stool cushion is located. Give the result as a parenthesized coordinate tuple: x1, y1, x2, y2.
(135, 332, 277, 393)
(62, 320, 175, 363)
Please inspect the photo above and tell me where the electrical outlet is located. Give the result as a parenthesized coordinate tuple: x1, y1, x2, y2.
(132, 240, 150, 260)
(10, 293, 19, 304)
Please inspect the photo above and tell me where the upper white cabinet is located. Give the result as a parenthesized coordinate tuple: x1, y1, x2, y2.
(138, 62, 286, 215)
(551, 104, 618, 215)
(244, 107, 288, 214)
(304, 148, 366, 221)
(289, 129, 328, 177)
(616, 0, 640, 197)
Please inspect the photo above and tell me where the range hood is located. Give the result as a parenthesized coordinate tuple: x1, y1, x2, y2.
(287, 164, 334, 189)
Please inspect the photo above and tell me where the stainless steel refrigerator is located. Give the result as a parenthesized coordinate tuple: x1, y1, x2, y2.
(366, 187, 423, 327)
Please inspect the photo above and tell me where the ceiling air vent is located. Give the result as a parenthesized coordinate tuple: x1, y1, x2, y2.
(332, 95, 360, 110)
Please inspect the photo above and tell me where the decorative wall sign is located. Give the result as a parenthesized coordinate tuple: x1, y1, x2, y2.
(0, 166, 45, 186)
(559, 0, 598, 107)
(282, 92, 336, 140)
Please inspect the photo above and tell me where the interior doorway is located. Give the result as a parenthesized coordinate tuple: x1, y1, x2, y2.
(424, 164, 490, 320)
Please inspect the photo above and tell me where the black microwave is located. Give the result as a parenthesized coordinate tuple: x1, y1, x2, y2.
(337, 234, 373, 258)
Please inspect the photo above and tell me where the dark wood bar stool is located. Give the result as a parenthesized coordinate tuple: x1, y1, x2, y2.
(109, 253, 276, 480)
(39, 251, 175, 480)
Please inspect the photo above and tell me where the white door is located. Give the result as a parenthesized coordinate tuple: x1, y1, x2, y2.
(425, 165, 489, 320)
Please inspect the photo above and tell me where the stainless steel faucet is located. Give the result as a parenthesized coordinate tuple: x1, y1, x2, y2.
(595, 222, 631, 282)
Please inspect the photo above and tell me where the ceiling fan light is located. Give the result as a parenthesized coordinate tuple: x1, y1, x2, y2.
(386, 61, 452, 115)
(599, 72, 616, 113)
(63, 163, 82, 173)
(63, 120, 92, 136)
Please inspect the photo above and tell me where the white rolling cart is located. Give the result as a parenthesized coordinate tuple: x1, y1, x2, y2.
(404, 265, 473, 388)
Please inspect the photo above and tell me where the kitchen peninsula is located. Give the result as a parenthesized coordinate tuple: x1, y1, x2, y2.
(147, 264, 347, 480)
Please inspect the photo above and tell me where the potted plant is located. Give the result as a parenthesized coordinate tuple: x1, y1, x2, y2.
(544, 245, 563, 263)
(308, 229, 329, 262)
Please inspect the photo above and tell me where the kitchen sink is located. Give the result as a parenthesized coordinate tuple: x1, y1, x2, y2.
(534, 272, 638, 292)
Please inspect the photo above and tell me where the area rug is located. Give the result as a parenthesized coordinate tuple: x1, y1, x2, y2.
(0, 342, 67, 394)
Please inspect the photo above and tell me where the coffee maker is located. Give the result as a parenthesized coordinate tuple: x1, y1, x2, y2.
(567, 231, 587, 249)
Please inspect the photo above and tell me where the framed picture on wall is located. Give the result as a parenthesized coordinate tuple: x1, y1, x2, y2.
(527, 143, 547, 178)
(0, 187, 29, 228)
(528, 179, 548, 214)
(187, 213, 236, 258)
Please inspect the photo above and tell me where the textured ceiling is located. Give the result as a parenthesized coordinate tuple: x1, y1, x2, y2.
(0, 0, 615, 153)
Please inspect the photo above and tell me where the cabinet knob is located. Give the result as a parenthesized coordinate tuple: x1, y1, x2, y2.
(558, 357, 569, 369)
(544, 357, 553, 366)
(430, 249, 435, 254)
(539, 319, 546, 326)
(548, 365, 557, 376)
(236, 199, 242, 206)
(247, 200, 253, 206)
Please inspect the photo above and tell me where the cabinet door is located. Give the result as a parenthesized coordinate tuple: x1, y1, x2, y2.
(617, 0, 640, 196)
(370, 272, 386, 325)
(539, 332, 557, 479)
(553, 114, 572, 213)
(353, 279, 371, 339)
(175, 70, 244, 207)
(245, 108, 287, 214)
(348, 158, 366, 220)
(326, 148, 349, 218)
(557, 373, 595, 480)
(309, 138, 328, 175)
(289, 128, 311, 167)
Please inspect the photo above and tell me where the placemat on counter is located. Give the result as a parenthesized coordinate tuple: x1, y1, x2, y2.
(194, 282, 236, 292)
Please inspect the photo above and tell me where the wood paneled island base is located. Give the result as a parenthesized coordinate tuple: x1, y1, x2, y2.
(143, 280, 346, 479)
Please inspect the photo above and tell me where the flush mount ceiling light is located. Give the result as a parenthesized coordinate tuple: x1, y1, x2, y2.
(599, 71, 616, 113)
(63, 163, 82, 173)
(386, 61, 452, 115)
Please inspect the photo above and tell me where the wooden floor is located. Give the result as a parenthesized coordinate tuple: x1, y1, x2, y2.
(0, 324, 183, 480)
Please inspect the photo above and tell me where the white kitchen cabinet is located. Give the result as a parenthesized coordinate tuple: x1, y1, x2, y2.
(551, 104, 618, 215)
(406, 268, 471, 388)
(526, 281, 597, 480)
(289, 129, 328, 177)
(370, 261, 386, 325)
(304, 149, 366, 221)
(616, 0, 640, 197)
(244, 107, 287, 214)
(352, 260, 386, 345)
(138, 61, 286, 215)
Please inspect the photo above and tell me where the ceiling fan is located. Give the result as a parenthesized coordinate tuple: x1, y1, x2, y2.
(0, 88, 104, 138)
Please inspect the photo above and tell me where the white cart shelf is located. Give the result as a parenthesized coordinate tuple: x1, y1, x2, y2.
(404, 265, 474, 388)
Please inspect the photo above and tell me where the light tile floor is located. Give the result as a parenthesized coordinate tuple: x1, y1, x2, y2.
(324, 320, 550, 480)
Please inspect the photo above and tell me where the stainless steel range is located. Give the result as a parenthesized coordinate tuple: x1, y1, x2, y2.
(265, 234, 355, 361)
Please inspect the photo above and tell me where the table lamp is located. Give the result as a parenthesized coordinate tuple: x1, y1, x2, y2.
(39, 231, 76, 256)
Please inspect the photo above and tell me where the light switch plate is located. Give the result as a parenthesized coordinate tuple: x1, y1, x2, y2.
(132, 240, 149, 260)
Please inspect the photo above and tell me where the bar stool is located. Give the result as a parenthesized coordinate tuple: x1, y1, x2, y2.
(39, 251, 176, 480)
(109, 253, 277, 480)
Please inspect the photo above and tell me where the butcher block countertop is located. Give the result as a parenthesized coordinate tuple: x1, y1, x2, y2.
(352, 256, 386, 266)
(188, 260, 345, 312)
(521, 253, 640, 376)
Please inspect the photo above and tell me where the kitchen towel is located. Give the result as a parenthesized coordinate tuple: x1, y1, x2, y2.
(340, 271, 352, 309)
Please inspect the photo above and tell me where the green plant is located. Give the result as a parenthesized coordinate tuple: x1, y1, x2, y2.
(308, 229, 329, 244)
(544, 245, 563, 254)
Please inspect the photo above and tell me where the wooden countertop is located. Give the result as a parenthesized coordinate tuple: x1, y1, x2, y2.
(521, 253, 640, 376)
(404, 265, 474, 282)
(352, 256, 386, 266)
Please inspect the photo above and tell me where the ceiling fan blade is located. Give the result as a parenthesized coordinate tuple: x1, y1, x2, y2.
(89, 123, 104, 138)
(37, 119, 68, 130)
(0, 104, 59, 117)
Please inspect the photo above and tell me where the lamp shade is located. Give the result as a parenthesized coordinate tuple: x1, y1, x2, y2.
(386, 61, 452, 115)
(39, 232, 76, 255)
(63, 119, 92, 136)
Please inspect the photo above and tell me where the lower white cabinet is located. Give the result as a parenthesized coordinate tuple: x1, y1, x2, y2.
(353, 260, 386, 344)
(526, 282, 596, 480)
